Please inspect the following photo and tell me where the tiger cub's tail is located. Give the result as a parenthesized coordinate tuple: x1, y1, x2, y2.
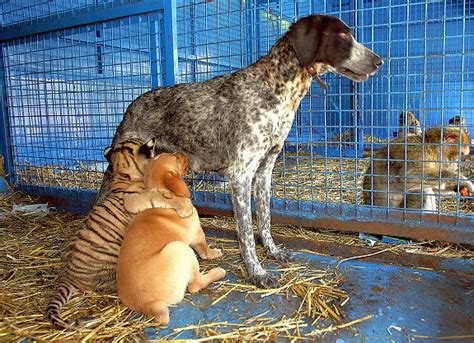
(46, 282, 77, 328)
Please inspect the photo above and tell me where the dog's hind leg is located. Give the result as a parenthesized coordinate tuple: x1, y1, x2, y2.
(253, 146, 294, 262)
(228, 166, 278, 288)
(191, 222, 223, 260)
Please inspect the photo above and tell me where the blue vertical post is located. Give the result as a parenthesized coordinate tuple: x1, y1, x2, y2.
(150, 16, 160, 89)
(0, 46, 13, 186)
(190, 3, 196, 83)
(355, 111, 363, 154)
(353, 0, 363, 157)
(162, 0, 178, 86)
(245, 0, 255, 66)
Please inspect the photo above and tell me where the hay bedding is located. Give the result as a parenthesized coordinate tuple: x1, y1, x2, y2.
(0, 192, 376, 342)
(201, 216, 474, 260)
(16, 162, 104, 190)
(15, 153, 473, 214)
(1, 192, 472, 341)
(192, 155, 473, 214)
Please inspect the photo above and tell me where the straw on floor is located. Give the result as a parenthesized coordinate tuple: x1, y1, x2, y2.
(1, 192, 371, 342)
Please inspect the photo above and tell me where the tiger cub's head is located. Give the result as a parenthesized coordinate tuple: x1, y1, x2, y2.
(103, 138, 156, 181)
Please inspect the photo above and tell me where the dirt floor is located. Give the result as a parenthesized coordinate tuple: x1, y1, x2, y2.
(0, 191, 472, 341)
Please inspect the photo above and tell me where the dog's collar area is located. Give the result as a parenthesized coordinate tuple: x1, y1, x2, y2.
(307, 66, 328, 91)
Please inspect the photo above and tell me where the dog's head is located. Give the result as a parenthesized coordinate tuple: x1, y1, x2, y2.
(448, 115, 466, 127)
(399, 111, 422, 135)
(288, 15, 383, 82)
(144, 152, 191, 198)
(425, 126, 471, 159)
(150, 152, 189, 175)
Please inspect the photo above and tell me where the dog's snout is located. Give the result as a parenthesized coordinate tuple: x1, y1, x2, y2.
(374, 56, 384, 68)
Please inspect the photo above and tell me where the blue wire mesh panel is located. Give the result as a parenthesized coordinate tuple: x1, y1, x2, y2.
(0, 0, 137, 27)
(176, 0, 245, 83)
(357, 0, 474, 223)
(176, 0, 473, 229)
(2, 10, 163, 189)
(0, 0, 473, 236)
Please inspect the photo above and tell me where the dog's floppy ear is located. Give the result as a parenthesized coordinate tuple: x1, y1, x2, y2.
(288, 15, 323, 67)
(164, 171, 191, 198)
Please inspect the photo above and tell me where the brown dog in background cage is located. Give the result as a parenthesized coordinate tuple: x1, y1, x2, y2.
(398, 112, 467, 138)
(363, 126, 473, 211)
(117, 153, 224, 325)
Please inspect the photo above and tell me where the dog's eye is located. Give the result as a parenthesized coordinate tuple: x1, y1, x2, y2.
(338, 32, 349, 39)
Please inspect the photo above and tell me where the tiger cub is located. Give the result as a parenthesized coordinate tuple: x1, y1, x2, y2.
(46, 138, 193, 327)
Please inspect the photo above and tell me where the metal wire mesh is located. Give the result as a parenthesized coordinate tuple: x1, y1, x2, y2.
(0, 0, 136, 27)
(175, 0, 473, 222)
(0, 0, 472, 228)
(2, 10, 163, 189)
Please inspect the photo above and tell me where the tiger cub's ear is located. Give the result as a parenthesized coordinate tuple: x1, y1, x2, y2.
(139, 138, 157, 159)
(103, 146, 113, 162)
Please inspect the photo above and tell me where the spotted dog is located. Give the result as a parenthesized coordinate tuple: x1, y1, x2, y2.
(97, 15, 383, 288)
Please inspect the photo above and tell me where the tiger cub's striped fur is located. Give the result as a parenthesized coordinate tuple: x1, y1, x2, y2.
(46, 138, 158, 327)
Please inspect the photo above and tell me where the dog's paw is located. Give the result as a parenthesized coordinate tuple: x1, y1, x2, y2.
(249, 272, 279, 289)
(267, 246, 295, 262)
(214, 267, 226, 278)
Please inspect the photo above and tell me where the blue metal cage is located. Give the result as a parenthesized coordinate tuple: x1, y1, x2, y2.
(0, 0, 473, 243)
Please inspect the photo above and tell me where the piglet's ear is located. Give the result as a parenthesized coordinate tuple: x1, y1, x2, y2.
(288, 15, 323, 67)
(164, 171, 191, 198)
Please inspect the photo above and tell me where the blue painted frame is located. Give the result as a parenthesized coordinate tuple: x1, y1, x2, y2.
(0, 48, 13, 185)
(0, 0, 165, 41)
(162, 0, 178, 87)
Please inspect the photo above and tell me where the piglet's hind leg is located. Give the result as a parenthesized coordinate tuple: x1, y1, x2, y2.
(188, 268, 226, 293)
(145, 300, 170, 325)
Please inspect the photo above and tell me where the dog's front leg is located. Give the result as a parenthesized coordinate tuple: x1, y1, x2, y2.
(253, 148, 294, 261)
(228, 173, 278, 288)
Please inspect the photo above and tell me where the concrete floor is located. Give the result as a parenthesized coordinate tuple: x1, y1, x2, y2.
(149, 250, 473, 341)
